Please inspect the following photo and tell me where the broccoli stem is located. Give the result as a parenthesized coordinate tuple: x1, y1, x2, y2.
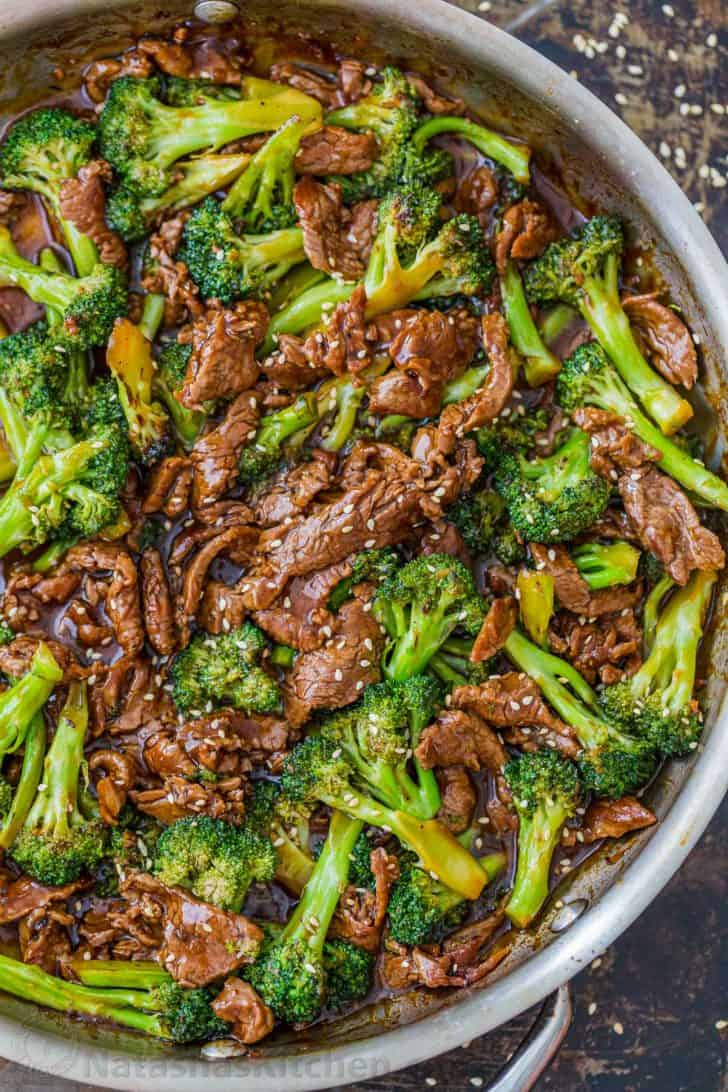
(32, 538, 76, 574)
(571, 541, 641, 590)
(262, 278, 355, 353)
(318, 376, 366, 452)
(506, 799, 569, 928)
(23, 679, 87, 839)
(0, 953, 168, 1038)
(412, 116, 531, 184)
(271, 643, 296, 668)
(0, 433, 14, 482)
(642, 573, 676, 654)
(0, 229, 83, 314)
(503, 628, 600, 728)
(383, 599, 472, 681)
(275, 833, 315, 895)
(69, 960, 171, 991)
(283, 810, 362, 951)
(580, 255, 691, 435)
(539, 303, 579, 346)
(0, 714, 45, 851)
(517, 569, 555, 648)
(222, 115, 309, 224)
(267, 263, 327, 314)
(139, 292, 165, 342)
(442, 364, 489, 405)
(501, 261, 561, 385)
(0, 642, 62, 754)
(0, 386, 32, 464)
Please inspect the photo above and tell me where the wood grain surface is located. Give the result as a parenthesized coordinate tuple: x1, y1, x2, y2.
(0, 1, 725, 1089)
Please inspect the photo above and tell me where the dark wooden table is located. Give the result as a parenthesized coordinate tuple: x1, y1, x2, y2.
(1, 2, 725, 1089)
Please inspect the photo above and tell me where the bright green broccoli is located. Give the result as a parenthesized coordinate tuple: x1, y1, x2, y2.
(411, 114, 531, 185)
(571, 540, 641, 590)
(449, 485, 526, 565)
(163, 77, 242, 108)
(245, 779, 315, 895)
(599, 569, 716, 757)
(179, 196, 306, 305)
(557, 342, 728, 511)
(524, 216, 691, 435)
(281, 735, 486, 899)
(475, 405, 552, 469)
(388, 851, 468, 944)
(494, 427, 610, 543)
(169, 621, 281, 717)
(11, 680, 106, 884)
(501, 259, 561, 385)
(321, 936, 375, 1012)
(154, 340, 206, 448)
(238, 392, 318, 486)
(98, 74, 322, 196)
(517, 568, 554, 649)
(245, 809, 366, 1023)
(0, 107, 99, 275)
(0, 955, 230, 1042)
(0, 642, 60, 756)
(0, 227, 127, 350)
(503, 627, 657, 798)
(222, 115, 311, 231)
(107, 152, 251, 242)
(328, 548, 401, 611)
(152, 814, 277, 911)
(504, 749, 581, 928)
(374, 554, 486, 682)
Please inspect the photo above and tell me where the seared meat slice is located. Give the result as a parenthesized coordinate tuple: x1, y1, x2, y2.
(58, 159, 127, 268)
(294, 178, 378, 281)
(212, 978, 275, 1044)
(177, 300, 268, 410)
(623, 293, 698, 389)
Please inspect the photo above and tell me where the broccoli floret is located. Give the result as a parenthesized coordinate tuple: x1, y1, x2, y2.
(504, 749, 581, 928)
(281, 735, 486, 899)
(571, 540, 641, 590)
(0, 321, 76, 426)
(238, 393, 318, 486)
(448, 486, 525, 564)
(179, 196, 306, 304)
(557, 342, 728, 511)
(600, 569, 715, 757)
(318, 678, 443, 821)
(325, 67, 423, 201)
(11, 680, 106, 884)
(0, 621, 13, 645)
(107, 152, 251, 242)
(106, 316, 173, 466)
(328, 548, 401, 611)
(152, 814, 276, 911)
(322, 937, 375, 1011)
(169, 622, 281, 717)
(503, 627, 657, 798)
(428, 634, 496, 690)
(516, 568, 554, 649)
(163, 77, 243, 108)
(388, 851, 468, 945)
(524, 217, 691, 435)
(348, 829, 377, 889)
(0, 108, 99, 275)
(411, 114, 531, 185)
(1, 956, 231, 1043)
(501, 260, 561, 386)
(495, 427, 610, 543)
(222, 115, 310, 231)
(154, 340, 206, 448)
(0, 227, 127, 350)
(374, 553, 486, 681)
(246, 779, 315, 895)
(98, 74, 322, 196)
(475, 406, 552, 469)
(245, 810, 366, 1024)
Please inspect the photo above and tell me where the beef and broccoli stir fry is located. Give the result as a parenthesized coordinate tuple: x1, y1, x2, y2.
(0, 20, 722, 1049)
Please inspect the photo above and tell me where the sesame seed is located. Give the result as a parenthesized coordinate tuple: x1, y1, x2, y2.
(613, 1022, 624, 1036)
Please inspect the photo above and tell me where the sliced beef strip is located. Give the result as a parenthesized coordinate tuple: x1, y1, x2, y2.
(141, 213, 203, 327)
(83, 51, 155, 103)
(294, 178, 378, 281)
(18, 907, 73, 974)
(119, 872, 262, 988)
(271, 58, 371, 110)
(260, 337, 331, 390)
(131, 774, 247, 825)
(622, 293, 698, 389)
(140, 548, 177, 656)
(58, 159, 127, 268)
(330, 848, 399, 954)
(252, 450, 336, 527)
(265, 287, 372, 380)
(143, 709, 286, 781)
(380, 909, 507, 990)
(416, 708, 508, 774)
(494, 199, 556, 275)
(88, 750, 137, 826)
(136, 35, 244, 84)
(295, 126, 379, 175)
(0, 875, 88, 926)
(190, 391, 260, 511)
(405, 74, 465, 115)
(288, 597, 384, 713)
(369, 308, 480, 419)
(451, 676, 580, 758)
(212, 978, 275, 1044)
(176, 524, 259, 643)
(254, 559, 352, 652)
(471, 597, 517, 663)
(177, 300, 268, 410)
(142, 456, 193, 518)
(0, 634, 78, 683)
(436, 766, 477, 834)
(434, 312, 516, 442)
(454, 166, 498, 226)
(549, 609, 642, 686)
(199, 581, 248, 635)
(89, 653, 175, 737)
(563, 796, 657, 846)
(619, 465, 725, 585)
(54, 544, 144, 656)
(573, 406, 661, 481)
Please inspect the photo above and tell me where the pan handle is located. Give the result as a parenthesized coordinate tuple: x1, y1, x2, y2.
(482, 985, 572, 1092)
